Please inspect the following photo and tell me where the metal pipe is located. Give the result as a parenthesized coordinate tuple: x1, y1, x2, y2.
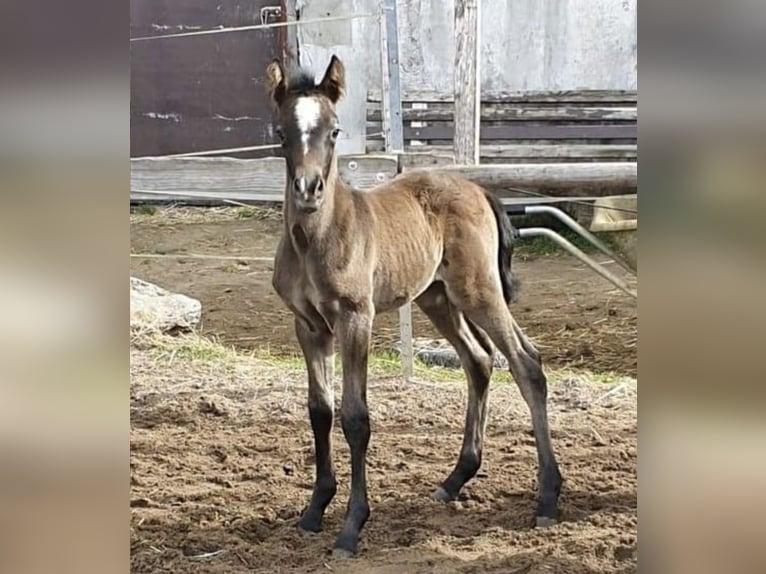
(524, 204, 635, 275)
(518, 227, 637, 299)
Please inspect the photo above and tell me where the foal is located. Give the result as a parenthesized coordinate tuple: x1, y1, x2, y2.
(268, 56, 562, 558)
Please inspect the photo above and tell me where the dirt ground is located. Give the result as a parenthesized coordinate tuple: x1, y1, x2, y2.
(130, 210, 637, 376)
(130, 340, 637, 574)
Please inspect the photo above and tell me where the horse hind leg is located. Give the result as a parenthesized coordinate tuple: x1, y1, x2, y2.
(510, 328, 562, 526)
(513, 317, 541, 365)
(446, 278, 562, 525)
(415, 282, 493, 501)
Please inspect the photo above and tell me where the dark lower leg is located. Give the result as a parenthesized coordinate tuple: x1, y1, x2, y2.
(333, 305, 373, 557)
(465, 304, 562, 523)
(294, 319, 337, 532)
(299, 400, 337, 531)
(513, 355, 562, 522)
(436, 374, 489, 500)
(416, 286, 493, 501)
(334, 405, 371, 555)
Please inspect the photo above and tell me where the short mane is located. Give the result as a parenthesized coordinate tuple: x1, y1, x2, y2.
(287, 69, 320, 95)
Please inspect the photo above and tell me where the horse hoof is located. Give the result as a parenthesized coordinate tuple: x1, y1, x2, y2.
(331, 547, 355, 560)
(431, 487, 454, 502)
(535, 516, 558, 528)
(297, 516, 322, 533)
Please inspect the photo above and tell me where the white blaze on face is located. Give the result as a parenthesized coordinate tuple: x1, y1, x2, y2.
(294, 97, 321, 156)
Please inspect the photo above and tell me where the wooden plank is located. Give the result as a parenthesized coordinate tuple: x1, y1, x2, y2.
(379, 0, 405, 153)
(405, 123, 637, 141)
(395, 144, 637, 161)
(368, 105, 637, 123)
(130, 155, 398, 203)
(368, 88, 638, 104)
(475, 144, 637, 159)
(283, 0, 299, 67)
(453, 0, 480, 164)
(413, 162, 637, 190)
(399, 152, 455, 170)
(368, 141, 639, 155)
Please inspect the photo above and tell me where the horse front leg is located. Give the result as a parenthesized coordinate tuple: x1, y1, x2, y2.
(294, 316, 337, 533)
(332, 300, 374, 558)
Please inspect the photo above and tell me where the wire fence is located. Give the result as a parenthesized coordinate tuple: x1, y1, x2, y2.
(131, 11, 380, 158)
(134, 133, 385, 160)
(130, 12, 378, 42)
(135, 143, 282, 159)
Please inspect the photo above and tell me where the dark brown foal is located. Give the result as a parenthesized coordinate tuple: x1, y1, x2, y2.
(267, 55, 562, 558)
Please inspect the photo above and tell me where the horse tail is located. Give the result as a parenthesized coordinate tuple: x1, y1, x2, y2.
(482, 189, 520, 304)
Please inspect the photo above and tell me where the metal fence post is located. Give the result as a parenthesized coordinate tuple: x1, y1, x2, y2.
(379, 0, 413, 379)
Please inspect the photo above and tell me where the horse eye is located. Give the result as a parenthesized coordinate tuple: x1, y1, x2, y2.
(275, 127, 285, 142)
(331, 128, 341, 141)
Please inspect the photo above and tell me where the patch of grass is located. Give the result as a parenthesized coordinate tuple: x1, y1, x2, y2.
(514, 229, 620, 258)
(133, 205, 157, 216)
(254, 350, 310, 371)
(246, 348, 517, 385)
(235, 206, 260, 219)
(234, 205, 281, 220)
(549, 368, 629, 386)
(134, 332, 241, 364)
(220, 261, 245, 273)
(131, 331, 631, 386)
(130, 205, 282, 225)
(245, 349, 425, 379)
(173, 341, 238, 362)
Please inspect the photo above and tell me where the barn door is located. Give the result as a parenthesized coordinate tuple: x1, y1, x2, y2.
(130, 1, 292, 158)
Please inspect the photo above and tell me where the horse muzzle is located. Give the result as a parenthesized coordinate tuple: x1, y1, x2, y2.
(293, 175, 325, 212)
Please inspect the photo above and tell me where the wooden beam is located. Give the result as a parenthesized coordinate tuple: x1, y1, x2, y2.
(367, 105, 638, 123)
(367, 88, 638, 104)
(453, 0, 480, 164)
(404, 123, 637, 141)
(422, 162, 637, 190)
(130, 155, 398, 203)
(396, 145, 637, 167)
(456, 144, 637, 160)
(282, 0, 299, 67)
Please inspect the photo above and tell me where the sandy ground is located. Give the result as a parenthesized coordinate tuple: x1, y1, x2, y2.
(130, 337, 637, 574)
(130, 211, 637, 376)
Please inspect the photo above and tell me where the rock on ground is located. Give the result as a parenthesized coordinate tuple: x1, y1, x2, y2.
(394, 337, 509, 369)
(130, 277, 201, 333)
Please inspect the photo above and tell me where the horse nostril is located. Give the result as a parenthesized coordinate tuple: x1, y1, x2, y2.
(315, 179, 324, 193)
(294, 178, 306, 193)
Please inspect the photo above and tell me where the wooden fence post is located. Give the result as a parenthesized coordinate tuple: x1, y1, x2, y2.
(454, 0, 481, 164)
(379, 0, 413, 379)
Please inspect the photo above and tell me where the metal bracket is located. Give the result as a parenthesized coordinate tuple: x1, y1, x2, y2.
(524, 204, 635, 275)
(517, 227, 637, 299)
(260, 6, 283, 25)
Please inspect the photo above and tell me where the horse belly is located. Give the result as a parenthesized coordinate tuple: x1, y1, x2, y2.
(373, 251, 441, 313)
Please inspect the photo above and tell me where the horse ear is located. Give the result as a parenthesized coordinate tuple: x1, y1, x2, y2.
(266, 59, 287, 106)
(319, 55, 345, 103)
